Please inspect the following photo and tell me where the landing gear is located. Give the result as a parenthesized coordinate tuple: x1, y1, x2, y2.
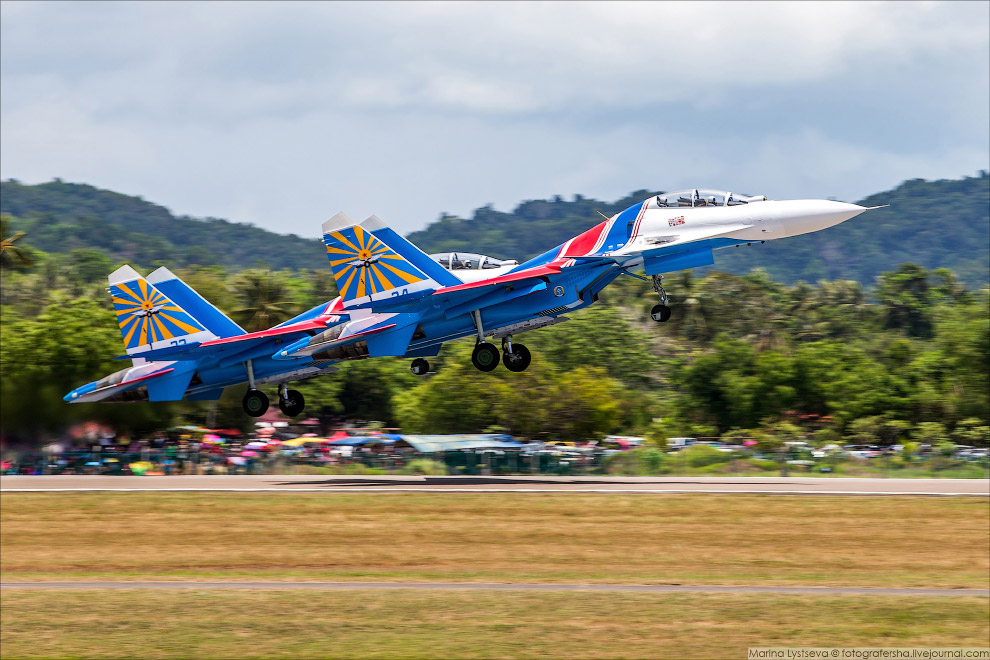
(242, 389, 269, 417)
(650, 274, 672, 323)
(278, 389, 305, 417)
(471, 342, 500, 372)
(650, 303, 672, 322)
(470, 310, 500, 372)
(502, 337, 531, 372)
(410, 358, 430, 376)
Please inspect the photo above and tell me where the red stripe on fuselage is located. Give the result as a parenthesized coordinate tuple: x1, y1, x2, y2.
(562, 220, 609, 257)
(630, 201, 648, 241)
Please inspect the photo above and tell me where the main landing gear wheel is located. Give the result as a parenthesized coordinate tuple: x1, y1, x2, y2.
(651, 304, 672, 323)
(471, 342, 500, 372)
(278, 389, 305, 417)
(242, 389, 269, 417)
(503, 343, 532, 372)
(410, 358, 430, 376)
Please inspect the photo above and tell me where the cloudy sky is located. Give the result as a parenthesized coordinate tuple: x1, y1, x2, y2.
(2, 1, 988, 237)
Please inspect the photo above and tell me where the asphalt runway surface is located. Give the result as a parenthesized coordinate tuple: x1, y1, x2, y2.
(1, 582, 986, 597)
(2, 475, 987, 495)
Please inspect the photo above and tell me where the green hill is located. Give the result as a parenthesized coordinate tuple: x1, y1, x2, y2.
(0, 179, 326, 271)
(2, 173, 988, 286)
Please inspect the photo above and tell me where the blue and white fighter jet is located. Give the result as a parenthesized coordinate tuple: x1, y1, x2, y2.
(65, 189, 874, 417)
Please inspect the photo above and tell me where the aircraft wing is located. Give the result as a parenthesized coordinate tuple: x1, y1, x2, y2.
(273, 323, 399, 360)
(428, 258, 615, 311)
(114, 318, 334, 362)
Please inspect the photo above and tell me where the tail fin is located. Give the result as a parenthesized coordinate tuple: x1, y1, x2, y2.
(322, 213, 460, 308)
(108, 265, 217, 356)
(146, 266, 245, 338)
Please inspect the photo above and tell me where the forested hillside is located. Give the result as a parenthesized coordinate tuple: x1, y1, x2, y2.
(0, 180, 326, 271)
(2, 173, 988, 285)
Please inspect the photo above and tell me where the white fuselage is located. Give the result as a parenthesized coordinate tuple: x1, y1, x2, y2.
(619, 199, 868, 256)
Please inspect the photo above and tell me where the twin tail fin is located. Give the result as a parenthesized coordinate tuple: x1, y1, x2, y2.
(108, 265, 225, 357)
(322, 213, 459, 308)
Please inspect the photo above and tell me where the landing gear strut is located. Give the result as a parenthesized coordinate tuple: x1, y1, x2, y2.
(410, 358, 430, 376)
(470, 310, 500, 372)
(242, 360, 270, 417)
(650, 274, 672, 323)
(277, 383, 305, 417)
(502, 336, 531, 372)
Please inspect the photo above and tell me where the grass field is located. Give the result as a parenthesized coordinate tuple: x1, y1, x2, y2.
(2, 589, 988, 659)
(2, 493, 987, 587)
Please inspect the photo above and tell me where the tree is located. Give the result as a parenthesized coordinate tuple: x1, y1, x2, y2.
(230, 268, 299, 331)
(0, 215, 33, 270)
(66, 248, 113, 284)
(877, 264, 935, 338)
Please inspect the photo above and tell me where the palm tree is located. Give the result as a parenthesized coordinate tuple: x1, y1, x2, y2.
(230, 268, 299, 331)
(0, 215, 33, 270)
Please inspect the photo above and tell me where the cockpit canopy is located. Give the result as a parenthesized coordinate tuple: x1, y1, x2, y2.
(430, 252, 519, 271)
(652, 189, 767, 208)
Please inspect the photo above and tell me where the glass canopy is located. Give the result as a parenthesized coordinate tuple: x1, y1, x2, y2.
(651, 189, 767, 208)
(430, 252, 519, 271)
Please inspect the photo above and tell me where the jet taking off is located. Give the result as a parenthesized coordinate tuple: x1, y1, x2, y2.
(66, 189, 873, 417)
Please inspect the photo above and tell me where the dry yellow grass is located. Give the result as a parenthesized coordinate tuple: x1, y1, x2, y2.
(1, 493, 987, 587)
(2, 589, 987, 659)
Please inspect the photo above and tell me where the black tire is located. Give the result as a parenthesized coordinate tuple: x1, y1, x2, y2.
(410, 358, 430, 376)
(503, 343, 532, 372)
(471, 342, 500, 372)
(278, 389, 305, 417)
(242, 389, 270, 417)
(650, 303, 672, 323)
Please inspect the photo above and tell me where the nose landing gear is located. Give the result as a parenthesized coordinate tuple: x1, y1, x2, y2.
(650, 274, 672, 323)
(410, 358, 430, 375)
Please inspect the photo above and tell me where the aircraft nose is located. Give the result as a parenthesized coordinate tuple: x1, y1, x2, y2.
(771, 199, 870, 236)
(811, 200, 869, 228)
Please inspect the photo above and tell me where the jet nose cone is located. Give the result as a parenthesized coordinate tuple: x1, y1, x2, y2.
(771, 199, 869, 237)
(794, 200, 868, 229)
(819, 200, 869, 226)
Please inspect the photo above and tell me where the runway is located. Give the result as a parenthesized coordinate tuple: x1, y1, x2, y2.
(1, 581, 986, 597)
(2, 475, 987, 495)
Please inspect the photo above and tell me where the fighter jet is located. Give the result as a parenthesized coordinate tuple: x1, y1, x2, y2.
(65, 188, 875, 417)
